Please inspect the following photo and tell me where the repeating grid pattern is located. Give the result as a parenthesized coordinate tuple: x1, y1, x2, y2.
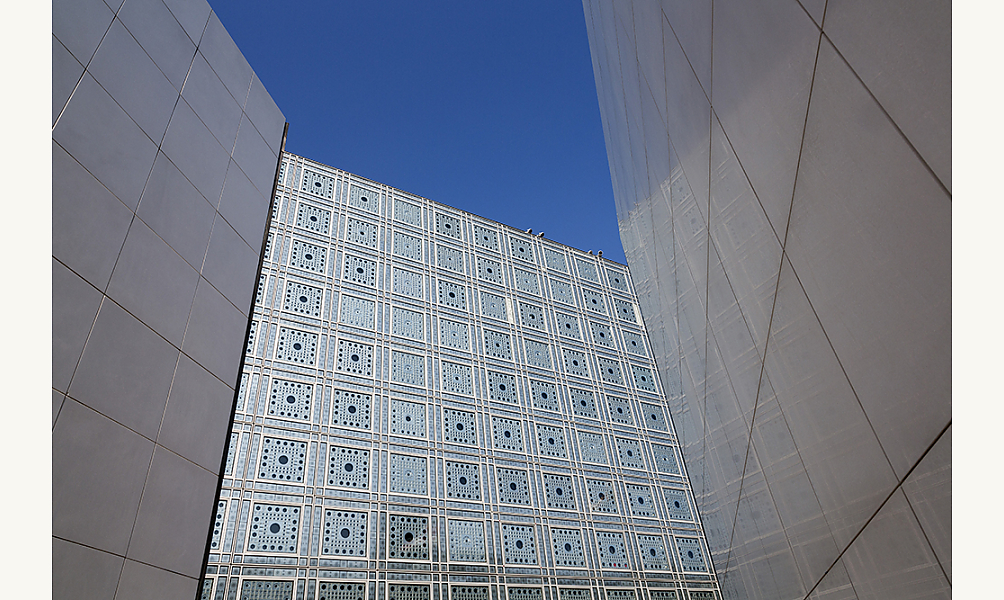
(207, 153, 716, 597)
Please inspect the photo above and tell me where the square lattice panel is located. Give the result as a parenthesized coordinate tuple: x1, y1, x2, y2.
(501, 523, 537, 564)
(301, 169, 334, 199)
(275, 328, 318, 366)
(348, 185, 379, 213)
(606, 395, 634, 425)
(476, 256, 503, 284)
(631, 365, 657, 392)
(550, 528, 585, 567)
(439, 319, 470, 350)
(543, 247, 567, 272)
(528, 379, 560, 411)
(664, 488, 693, 521)
(387, 515, 429, 559)
(581, 289, 606, 314)
(452, 587, 489, 600)
(569, 388, 598, 418)
(559, 590, 591, 600)
(625, 484, 657, 518)
(393, 232, 423, 261)
(486, 370, 518, 403)
(327, 446, 370, 489)
(392, 268, 424, 298)
(346, 217, 378, 248)
(641, 402, 668, 431)
(595, 531, 629, 568)
(606, 268, 629, 291)
(331, 389, 372, 430)
(394, 199, 422, 226)
(589, 321, 616, 348)
(391, 351, 425, 386)
(480, 291, 508, 320)
(318, 584, 366, 600)
(616, 438, 645, 469)
(622, 330, 646, 356)
(322, 510, 368, 556)
(577, 431, 607, 464)
(441, 362, 474, 396)
(536, 424, 568, 458)
(391, 307, 425, 340)
(513, 268, 539, 293)
(435, 212, 463, 240)
(652, 444, 680, 473)
(496, 468, 531, 505)
(508, 590, 542, 600)
(438, 280, 467, 310)
(550, 279, 575, 305)
(472, 224, 498, 250)
(296, 203, 331, 234)
(586, 479, 618, 513)
(247, 504, 299, 553)
(448, 520, 487, 562)
(283, 280, 323, 317)
(517, 301, 546, 331)
(390, 399, 426, 437)
(542, 473, 576, 509)
(508, 237, 536, 264)
(483, 329, 513, 360)
(675, 537, 707, 571)
(445, 460, 482, 500)
(491, 416, 524, 451)
(637, 534, 669, 570)
(242, 580, 294, 600)
(442, 408, 477, 445)
(268, 378, 313, 420)
(259, 437, 307, 482)
(340, 295, 376, 329)
(555, 313, 581, 339)
(389, 454, 428, 495)
(388, 586, 429, 600)
(437, 244, 465, 273)
(523, 339, 552, 369)
(575, 259, 598, 282)
(613, 299, 636, 323)
(562, 348, 590, 378)
(343, 254, 377, 287)
(289, 239, 326, 273)
(597, 357, 624, 385)
(336, 339, 374, 376)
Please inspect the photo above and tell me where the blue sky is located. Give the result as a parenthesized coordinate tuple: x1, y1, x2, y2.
(210, 0, 626, 264)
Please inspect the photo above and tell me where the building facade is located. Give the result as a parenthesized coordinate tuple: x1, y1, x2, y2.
(198, 153, 720, 600)
(581, 1, 951, 599)
(52, 0, 285, 597)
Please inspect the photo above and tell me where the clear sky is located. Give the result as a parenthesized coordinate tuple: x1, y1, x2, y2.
(209, 0, 626, 264)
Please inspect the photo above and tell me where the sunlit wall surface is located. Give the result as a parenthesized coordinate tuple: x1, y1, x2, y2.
(200, 152, 720, 600)
(52, 0, 285, 597)
(581, 1, 950, 598)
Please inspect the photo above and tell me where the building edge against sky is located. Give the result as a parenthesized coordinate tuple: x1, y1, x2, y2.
(53, 0, 285, 597)
(580, 1, 950, 599)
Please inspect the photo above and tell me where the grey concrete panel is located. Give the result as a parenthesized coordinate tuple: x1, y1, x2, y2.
(244, 73, 286, 155)
(53, 389, 66, 429)
(183, 51, 244, 149)
(88, 19, 180, 143)
(52, 0, 113, 65)
(708, 114, 782, 349)
(660, 0, 712, 94)
(201, 213, 259, 313)
(68, 299, 179, 440)
(160, 97, 231, 205)
(824, 0, 951, 191)
(128, 446, 220, 577)
(840, 489, 950, 599)
(764, 257, 897, 550)
(632, 2, 665, 129)
(902, 426, 951, 582)
(162, 0, 212, 44)
(52, 258, 103, 393)
(52, 140, 134, 289)
(786, 39, 951, 479)
(710, 0, 819, 239)
(106, 217, 200, 347)
(198, 11, 253, 105)
(115, 559, 200, 600)
(52, 35, 83, 126)
(52, 399, 155, 555)
(118, 0, 198, 90)
(183, 277, 249, 383)
(159, 353, 234, 472)
(218, 160, 270, 248)
(798, 0, 827, 26)
(136, 151, 216, 270)
(233, 114, 281, 196)
(53, 73, 158, 210)
(52, 538, 125, 600)
(103, 0, 126, 11)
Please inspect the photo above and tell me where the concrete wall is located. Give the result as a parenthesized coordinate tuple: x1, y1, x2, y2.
(581, 1, 950, 598)
(52, 0, 285, 597)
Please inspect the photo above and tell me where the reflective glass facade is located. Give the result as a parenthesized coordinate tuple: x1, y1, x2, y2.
(200, 153, 721, 600)
(581, 1, 950, 599)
